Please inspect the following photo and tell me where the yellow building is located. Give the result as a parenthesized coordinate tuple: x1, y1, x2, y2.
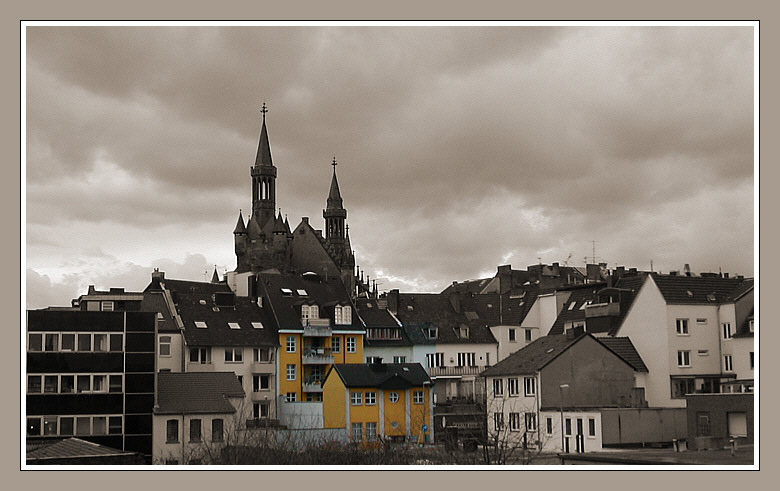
(322, 362, 433, 444)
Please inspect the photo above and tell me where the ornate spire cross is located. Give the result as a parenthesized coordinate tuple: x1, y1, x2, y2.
(332, 156, 337, 170)
(261, 102, 268, 120)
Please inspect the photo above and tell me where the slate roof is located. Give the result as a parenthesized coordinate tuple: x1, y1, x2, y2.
(327, 363, 431, 389)
(651, 274, 750, 305)
(480, 333, 585, 377)
(155, 372, 245, 414)
(598, 337, 649, 372)
(355, 298, 402, 328)
(259, 272, 362, 331)
(392, 293, 497, 345)
(26, 438, 135, 461)
(734, 307, 755, 338)
(145, 276, 231, 297)
(174, 290, 278, 347)
(441, 277, 493, 295)
(548, 283, 607, 336)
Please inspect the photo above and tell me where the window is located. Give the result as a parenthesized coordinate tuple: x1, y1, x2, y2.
(110, 334, 122, 351)
(77, 375, 90, 393)
(413, 390, 425, 404)
(252, 321, 263, 329)
(347, 337, 356, 353)
(254, 348, 270, 362)
(696, 318, 707, 324)
(301, 304, 319, 324)
(460, 326, 469, 339)
(525, 329, 532, 342)
(253, 402, 269, 418)
(28, 375, 42, 393)
(189, 419, 202, 442)
(61, 375, 75, 393)
(286, 336, 297, 353)
(212, 419, 224, 442)
(335, 305, 352, 325)
(493, 412, 504, 431)
(109, 375, 122, 392)
(76, 417, 90, 436)
(698, 349, 709, 356)
(93, 334, 108, 352)
(286, 364, 296, 381)
(509, 412, 521, 432)
(546, 417, 553, 435)
(43, 416, 57, 436)
(101, 301, 114, 311)
(565, 418, 572, 436)
(426, 352, 444, 368)
(194, 321, 207, 329)
(190, 348, 210, 364)
(426, 327, 437, 339)
(285, 392, 296, 402)
(351, 422, 363, 441)
(724, 355, 733, 372)
(366, 392, 377, 405)
(44, 375, 58, 393)
(61, 333, 75, 351)
(393, 355, 406, 363)
(27, 417, 42, 436)
(93, 375, 107, 392)
(508, 328, 516, 342)
(722, 323, 733, 340)
(366, 422, 378, 441)
(228, 322, 241, 330)
(524, 377, 536, 396)
(78, 333, 91, 351)
(166, 419, 179, 443)
(750, 351, 754, 370)
(389, 392, 399, 403)
(457, 352, 475, 367)
(749, 319, 754, 332)
(493, 378, 504, 396)
(253, 375, 270, 391)
(351, 391, 363, 405)
(61, 417, 74, 436)
(224, 348, 243, 363)
(676, 319, 689, 335)
(728, 412, 748, 438)
(671, 378, 695, 398)
(44, 333, 58, 351)
(331, 337, 341, 353)
(159, 336, 171, 356)
(525, 413, 537, 432)
(508, 378, 520, 397)
(588, 418, 596, 437)
(696, 412, 711, 436)
(677, 350, 691, 367)
(28, 333, 42, 351)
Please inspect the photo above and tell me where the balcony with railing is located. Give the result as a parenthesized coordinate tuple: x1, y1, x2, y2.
(303, 318, 332, 337)
(302, 347, 334, 365)
(302, 379, 324, 393)
(584, 302, 620, 318)
(429, 365, 487, 378)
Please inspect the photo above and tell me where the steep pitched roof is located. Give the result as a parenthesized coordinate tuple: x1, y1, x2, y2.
(598, 337, 648, 372)
(547, 284, 606, 336)
(145, 277, 232, 296)
(155, 372, 244, 414)
(326, 166, 344, 210)
(233, 211, 247, 234)
(254, 111, 273, 168)
(327, 363, 431, 389)
(651, 274, 750, 304)
(259, 272, 362, 331)
(392, 293, 497, 345)
(174, 291, 278, 347)
(481, 333, 585, 376)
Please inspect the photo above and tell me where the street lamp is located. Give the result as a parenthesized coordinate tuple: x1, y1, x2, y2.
(559, 384, 569, 453)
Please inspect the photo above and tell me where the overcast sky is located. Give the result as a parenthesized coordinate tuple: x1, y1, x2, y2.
(24, 24, 755, 309)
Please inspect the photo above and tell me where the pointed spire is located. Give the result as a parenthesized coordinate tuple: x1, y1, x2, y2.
(233, 210, 247, 234)
(326, 156, 343, 210)
(254, 102, 273, 168)
(211, 267, 220, 283)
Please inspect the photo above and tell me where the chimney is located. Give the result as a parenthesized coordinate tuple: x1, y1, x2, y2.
(152, 269, 165, 281)
(497, 265, 512, 294)
(684, 264, 691, 277)
(302, 217, 309, 224)
(387, 289, 399, 315)
(724, 272, 729, 279)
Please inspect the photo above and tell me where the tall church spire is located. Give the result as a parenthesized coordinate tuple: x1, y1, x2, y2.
(323, 157, 346, 240)
(251, 102, 277, 227)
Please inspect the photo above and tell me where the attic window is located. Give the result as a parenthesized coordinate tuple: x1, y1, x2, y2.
(427, 327, 437, 339)
(281, 288, 293, 296)
(228, 322, 240, 330)
(252, 322, 263, 329)
(568, 302, 576, 311)
(297, 289, 308, 296)
(460, 326, 469, 339)
(402, 367, 409, 372)
(199, 299, 207, 305)
(195, 321, 207, 329)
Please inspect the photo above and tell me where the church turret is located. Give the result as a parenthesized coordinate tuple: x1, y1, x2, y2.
(234, 210, 247, 270)
(323, 157, 347, 241)
(251, 103, 277, 227)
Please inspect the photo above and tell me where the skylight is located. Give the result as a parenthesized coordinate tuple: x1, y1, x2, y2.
(568, 302, 576, 311)
(228, 322, 240, 330)
(281, 288, 293, 296)
(252, 322, 263, 329)
(297, 289, 308, 296)
(195, 321, 207, 329)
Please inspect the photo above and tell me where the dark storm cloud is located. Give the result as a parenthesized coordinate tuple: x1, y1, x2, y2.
(25, 24, 754, 303)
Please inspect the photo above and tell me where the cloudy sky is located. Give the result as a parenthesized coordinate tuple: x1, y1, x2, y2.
(24, 24, 755, 309)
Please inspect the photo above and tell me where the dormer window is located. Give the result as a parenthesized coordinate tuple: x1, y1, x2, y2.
(335, 305, 352, 325)
(427, 327, 437, 339)
(301, 304, 319, 325)
(749, 320, 754, 332)
(194, 321, 207, 329)
(460, 326, 469, 339)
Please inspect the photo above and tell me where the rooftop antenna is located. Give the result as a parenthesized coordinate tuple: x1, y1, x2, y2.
(563, 252, 573, 267)
(592, 240, 597, 264)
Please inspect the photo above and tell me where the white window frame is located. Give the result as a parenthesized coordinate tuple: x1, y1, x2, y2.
(351, 391, 363, 405)
(286, 336, 297, 353)
(159, 335, 171, 357)
(366, 422, 378, 441)
(493, 378, 504, 396)
(346, 337, 357, 353)
(457, 352, 475, 367)
(525, 412, 537, 432)
(351, 422, 363, 441)
(524, 376, 536, 396)
(285, 392, 296, 402)
(509, 412, 521, 432)
(722, 323, 733, 340)
(724, 354, 734, 372)
(508, 328, 516, 342)
(494, 412, 504, 431)
(677, 350, 691, 367)
(508, 378, 520, 397)
(365, 391, 377, 405)
(676, 318, 689, 335)
(388, 392, 399, 403)
(286, 364, 296, 381)
(224, 348, 243, 363)
(413, 390, 424, 404)
(393, 355, 406, 363)
(335, 305, 352, 325)
(331, 336, 341, 353)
